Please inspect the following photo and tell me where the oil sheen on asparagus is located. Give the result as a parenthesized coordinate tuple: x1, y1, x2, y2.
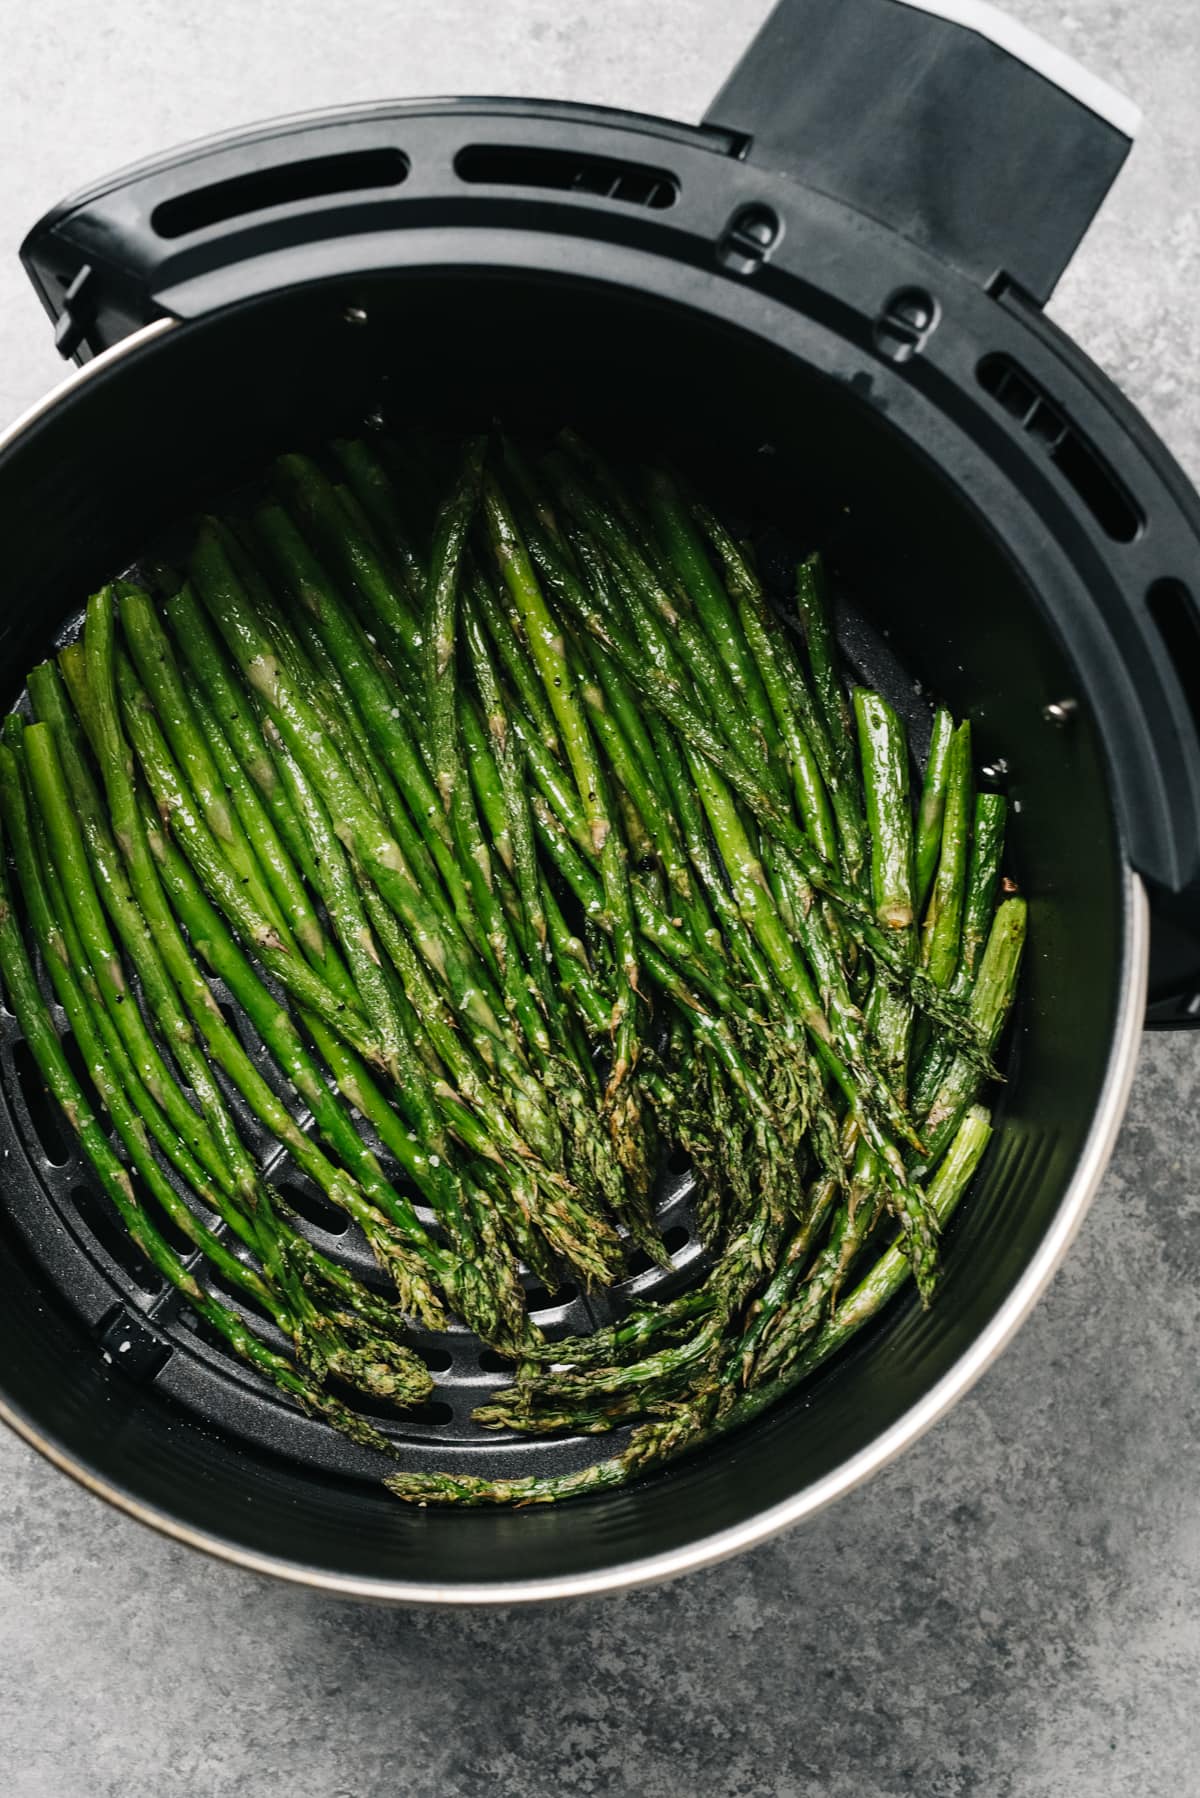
(0, 428, 1025, 1506)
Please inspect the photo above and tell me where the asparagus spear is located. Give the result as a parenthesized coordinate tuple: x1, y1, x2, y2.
(246, 504, 483, 953)
(696, 514, 866, 890)
(24, 700, 248, 1209)
(425, 439, 484, 813)
(153, 589, 571, 1218)
(111, 637, 391, 1074)
(918, 897, 1026, 1170)
(189, 527, 515, 1056)
(914, 707, 955, 915)
(548, 454, 782, 802)
(794, 554, 857, 800)
(911, 791, 1008, 1116)
(784, 1106, 993, 1380)
(162, 582, 322, 886)
(14, 732, 417, 1348)
(0, 807, 405, 1455)
(537, 500, 990, 1064)
(82, 598, 455, 1321)
(854, 685, 918, 1102)
(482, 473, 651, 1199)
(3, 741, 431, 1402)
(118, 584, 295, 948)
(920, 721, 973, 988)
(641, 465, 776, 753)
(384, 1106, 993, 1506)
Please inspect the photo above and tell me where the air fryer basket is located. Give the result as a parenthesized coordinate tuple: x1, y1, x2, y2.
(0, 273, 1143, 1592)
(2, 0, 1196, 1597)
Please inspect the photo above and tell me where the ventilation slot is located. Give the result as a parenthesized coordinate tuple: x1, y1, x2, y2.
(277, 1177, 350, 1239)
(523, 1279, 579, 1314)
(207, 1265, 278, 1331)
(11, 1037, 72, 1166)
(1148, 579, 1200, 738)
(454, 145, 677, 209)
(402, 1400, 454, 1427)
(71, 1183, 163, 1296)
(976, 354, 1142, 543)
(627, 1224, 691, 1277)
(61, 1031, 96, 1112)
(145, 1177, 203, 1259)
(151, 147, 409, 239)
(323, 1371, 454, 1426)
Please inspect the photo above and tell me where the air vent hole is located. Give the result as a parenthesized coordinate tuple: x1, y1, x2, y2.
(277, 1178, 351, 1239)
(626, 1224, 690, 1276)
(977, 354, 1141, 542)
(151, 148, 409, 239)
(71, 1181, 163, 1295)
(1148, 579, 1200, 741)
(12, 1037, 72, 1166)
(523, 1279, 579, 1314)
(454, 145, 677, 210)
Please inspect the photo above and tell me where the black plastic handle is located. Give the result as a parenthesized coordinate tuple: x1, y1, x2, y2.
(703, 0, 1136, 303)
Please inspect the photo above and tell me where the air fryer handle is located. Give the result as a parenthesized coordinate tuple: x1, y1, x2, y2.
(704, 0, 1138, 302)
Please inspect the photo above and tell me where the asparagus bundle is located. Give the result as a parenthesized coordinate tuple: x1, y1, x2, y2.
(0, 425, 1024, 1504)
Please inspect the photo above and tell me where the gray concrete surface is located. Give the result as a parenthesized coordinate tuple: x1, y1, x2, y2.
(0, 2, 1197, 1794)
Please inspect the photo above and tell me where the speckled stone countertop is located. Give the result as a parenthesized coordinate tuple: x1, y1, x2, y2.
(1, 4, 1197, 1794)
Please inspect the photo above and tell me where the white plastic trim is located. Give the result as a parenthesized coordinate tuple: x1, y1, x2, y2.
(895, 0, 1141, 139)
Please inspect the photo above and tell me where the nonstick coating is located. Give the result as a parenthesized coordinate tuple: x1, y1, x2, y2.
(0, 271, 1135, 1595)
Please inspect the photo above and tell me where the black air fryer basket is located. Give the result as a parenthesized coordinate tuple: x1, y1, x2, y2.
(1, 0, 1197, 1601)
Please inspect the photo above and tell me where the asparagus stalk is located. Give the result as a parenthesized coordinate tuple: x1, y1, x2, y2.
(130, 780, 470, 1325)
(3, 741, 431, 1402)
(641, 465, 776, 752)
(162, 572, 558, 1183)
(162, 582, 322, 886)
(696, 513, 865, 889)
(920, 721, 973, 987)
(548, 455, 782, 801)
(914, 707, 955, 915)
(82, 597, 456, 1321)
(918, 897, 1026, 1170)
(784, 1106, 993, 1381)
(113, 643, 390, 1071)
(854, 685, 917, 1100)
(911, 791, 1008, 1116)
(384, 1106, 993, 1505)
(24, 702, 247, 1209)
(118, 584, 295, 948)
(228, 514, 488, 969)
(424, 439, 485, 812)
(482, 474, 650, 1172)
(0, 808, 407, 1455)
(189, 526, 515, 1057)
(539, 503, 990, 1064)
(21, 736, 415, 1348)
(794, 554, 857, 799)
(462, 586, 552, 996)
